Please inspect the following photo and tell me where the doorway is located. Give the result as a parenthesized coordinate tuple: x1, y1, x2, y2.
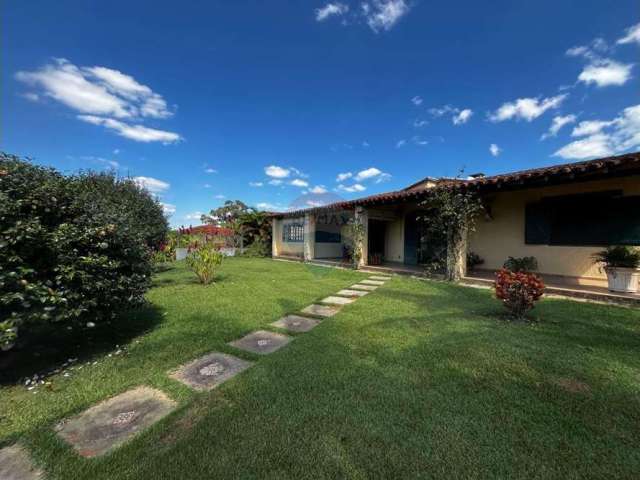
(368, 219, 386, 265)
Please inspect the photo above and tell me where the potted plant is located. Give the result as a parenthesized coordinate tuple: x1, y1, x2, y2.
(593, 246, 640, 293)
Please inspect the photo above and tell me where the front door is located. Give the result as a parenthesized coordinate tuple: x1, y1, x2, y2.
(368, 219, 386, 265)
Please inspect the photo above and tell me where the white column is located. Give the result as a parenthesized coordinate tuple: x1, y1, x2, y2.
(271, 217, 279, 257)
(303, 213, 315, 261)
(354, 207, 368, 267)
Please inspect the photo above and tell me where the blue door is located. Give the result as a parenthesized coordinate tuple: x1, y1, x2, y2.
(404, 212, 418, 265)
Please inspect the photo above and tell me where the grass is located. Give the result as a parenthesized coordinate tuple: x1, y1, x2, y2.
(2, 258, 640, 479)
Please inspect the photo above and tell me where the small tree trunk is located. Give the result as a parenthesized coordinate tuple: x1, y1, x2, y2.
(445, 222, 468, 282)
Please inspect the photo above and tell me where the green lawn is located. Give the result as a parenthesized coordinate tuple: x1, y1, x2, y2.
(2, 258, 640, 479)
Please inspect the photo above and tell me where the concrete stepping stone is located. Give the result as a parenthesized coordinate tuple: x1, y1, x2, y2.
(228, 330, 291, 354)
(170, 352, 253, 391)
(271, 314, 321, 332)
(321, 296, 356, 305)
(350, 284, 378, 291)
(336, 289, 369, 297)
(360, 279, 385, 286)
(55, 386, 176, 458)
(301, 304, 341, 318)
(0, 444, 43, 480)
(369, 276, 391, 281)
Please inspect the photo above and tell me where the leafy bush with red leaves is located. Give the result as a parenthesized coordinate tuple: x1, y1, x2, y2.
(495, 268, 545, 320)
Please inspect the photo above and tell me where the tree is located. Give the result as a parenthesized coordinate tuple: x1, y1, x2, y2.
(418, 186, 485, 281)
(201, 200, 252, 227)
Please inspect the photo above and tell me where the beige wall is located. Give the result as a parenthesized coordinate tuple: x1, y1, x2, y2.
(468, 176, 640, 287)
(273, 217, 305, 257)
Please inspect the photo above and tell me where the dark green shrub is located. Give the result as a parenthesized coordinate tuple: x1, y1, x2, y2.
(241, 239, 271, 257)
(466, 252, 484, 270)
(593, 246, 640, 269)
(503, 256, 538, 273)
(0, 153, 165, 350)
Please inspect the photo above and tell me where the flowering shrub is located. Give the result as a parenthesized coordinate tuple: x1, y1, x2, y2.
(186, 244, 224, 284)
(495, 268, 545, 320)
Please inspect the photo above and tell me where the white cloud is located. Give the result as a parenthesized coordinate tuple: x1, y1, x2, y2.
(396, 139, 407, 148)
(161, 203, 176, 216)
(306, 200, 325, 207)
(15, 58, 173, 119)
(203, 183, 212, 188)
(268, 179, 283, 186)
(133, 176, 170, 194)
(566, 45, 590, 58)
(617, 22, 640, 45)
(362, 140, 370, 147)
(553, 134, 612, 160)
(413, 118, 428, 128)
(315, 2, 348, 21)
(214, 194, 225, 199)
(578, 59, 633, 87)
(554, 104, 640, 159)
(452, 108, 473, 125)
(429, 105, 472, 125)
(374, 173, 392, 184)
(289, 166, 309, 178)
(488, 94, 567, 122)
(412, 135, 428, 146)
(204, 167, 217, 174)
(249, 181, 264, 187)
(337, 183, 366, 193)
(185, 211, 203, 220)
(20, 92, 40, 102)
(256, 202, 283, 211)
(363, 0, 410, 33)
(355, 167, 382, 181)
(336, 172, 353, 182)
(77, 115, 182, 143)
(541, 114, 577, 140)
(309, 185, 328, 194)
(84, 66, 172, 118)
(290, 178, 309, 187)
(489, 144, 501, 157)
(428, 105, 455, 117)
(113, 148, 120, 155)
(571, 120, 615, 137)
(264, 165, 290, 178)
(411, 95, 423, 106)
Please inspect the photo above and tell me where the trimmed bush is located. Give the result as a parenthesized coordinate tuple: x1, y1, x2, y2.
(495, 268, 545, 320)
(0, 153, 168, 350)
(503, 256, 538, 273)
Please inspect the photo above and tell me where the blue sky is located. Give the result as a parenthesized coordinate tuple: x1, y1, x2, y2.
(3, 1, 639, 226)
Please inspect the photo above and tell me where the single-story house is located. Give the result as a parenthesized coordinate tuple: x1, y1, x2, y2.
(271, 152, 640, 288)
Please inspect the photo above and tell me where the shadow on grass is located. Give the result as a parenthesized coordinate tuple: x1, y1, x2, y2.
(0, 304, 165, 385)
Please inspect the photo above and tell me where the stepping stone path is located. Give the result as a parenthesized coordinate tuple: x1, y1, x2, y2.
(0, 444, 43, 480)
(55, 386, 176, 458)
(350, 284, 378, 291)
(301, 304, 341, 318)
(360, 279, 385, 286)
(321, 296, 356, 305)
(229, 330, 291, 354)
(336, 289, 369, 297)
(170, 352, 253, 391)
(271, 315, 320, 332)
(369, 276, 391, 281)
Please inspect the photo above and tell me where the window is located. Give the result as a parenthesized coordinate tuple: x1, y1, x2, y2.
(525, 190, 640, 246)
(315, 230, 341, 243)
(283, 223, 304, 242)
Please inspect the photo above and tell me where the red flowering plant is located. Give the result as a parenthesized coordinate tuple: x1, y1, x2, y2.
(495, 268, 545, 320)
